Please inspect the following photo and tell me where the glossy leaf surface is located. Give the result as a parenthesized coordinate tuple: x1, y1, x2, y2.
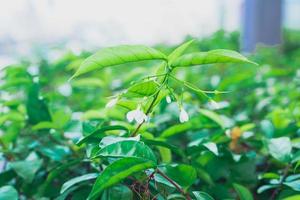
(72, 45, 167, 79)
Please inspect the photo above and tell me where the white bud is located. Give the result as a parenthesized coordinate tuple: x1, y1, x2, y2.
(166, 95, 172, 103)
(106, 98, 118, 108)
(179, 108, 189, 123)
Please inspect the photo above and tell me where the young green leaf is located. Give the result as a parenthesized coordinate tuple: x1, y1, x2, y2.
(168, 39, 195, 64)
(125, 80, 159, 97)
(233, 183, 254, 200)
(76, 125, 129, 146)
(171, 49, 258, 68)
(87, 157, 156, 200)
(71, 45, 167, 79)
(94, 140, 157, 163)
(60, 173, 98, 194)
(267, 137, 292, 162)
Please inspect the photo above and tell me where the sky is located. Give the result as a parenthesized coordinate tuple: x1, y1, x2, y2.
(0, 0, 299, 60)
(0, 0, 241, 47)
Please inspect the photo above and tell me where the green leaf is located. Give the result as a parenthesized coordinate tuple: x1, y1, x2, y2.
(159, 119, 199, 138)
(99, 135, 140, 148)
(88, 157, 156, 200)
(39, 159, 81, 195)
(192, 191, 214, 200)
(233, 183, 254, 200)
(71, 78, 104, 88)
(257, 185, 278, 194)
(101, 184, 133, 200)
(71, 45, 167, 79)
(199, 109, 225, 129)
(267, 137, 292, 162)
(171, 49, 257, 68)
(0, 170, 16, 187)
(283, 195, 300, 200)
(0, 185, 18, 200)
(143, 139, 185, 158)
(26, 83, 51, 125)
(259, 172, 280, 180)
(39, 145, 70, 161)
(61, 173, 98, 194)
(158, 147, 172, 163)
(283, 180, 300, 191)
(125, 80, 159, 97)
(161, 164, 197, 189)
(168, 39, 195, 64)
(94, 140, 157, 163)
(32, 121, 56, 130)
(9, 159, 43, 183)
(285, 174, 300, 182)
(76, 125, 129, 146)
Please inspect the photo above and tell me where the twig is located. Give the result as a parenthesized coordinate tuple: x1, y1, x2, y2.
(156, 169, 191, 200)
(270, 164, 291, 200)
(131, 73, 169, 136)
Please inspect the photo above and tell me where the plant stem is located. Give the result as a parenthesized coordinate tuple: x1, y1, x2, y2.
(131, 72, 169, 136)
(270, 164, 291, 200)
(156, 169, 191, 200)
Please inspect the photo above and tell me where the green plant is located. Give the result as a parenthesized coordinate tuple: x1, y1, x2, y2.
(1, 31, 300, 200)
(68, 41, 257, 199)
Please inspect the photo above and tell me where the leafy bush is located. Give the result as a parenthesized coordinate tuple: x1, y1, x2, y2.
(0, 32, 300, 200)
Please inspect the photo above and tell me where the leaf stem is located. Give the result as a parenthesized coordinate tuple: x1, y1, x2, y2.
(156, 169, 191, 200)
(270, 164, 291, 200)
(130, 71, 169, 137)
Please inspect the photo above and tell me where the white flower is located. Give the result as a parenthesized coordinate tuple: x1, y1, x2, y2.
(166, 95, 172, 103)
(203, 142, 219, 156)
(179, 107, 189, 123)
(126, 108, 148, 124)
(58, 83, 72, 96)
(105, 98, 118, 108)
(210, 100, 220, 109)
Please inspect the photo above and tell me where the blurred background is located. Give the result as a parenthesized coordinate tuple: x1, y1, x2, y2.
(0, 0, 299, 66)
(1, 1, 300, 199)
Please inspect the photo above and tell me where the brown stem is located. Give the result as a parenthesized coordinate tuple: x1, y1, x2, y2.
(156, 169, 191, 200)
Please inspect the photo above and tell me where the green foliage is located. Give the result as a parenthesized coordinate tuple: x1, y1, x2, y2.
(0, 185, 18, 200)
(88, 157, 156, 200)
(1, 30, 300, 200)
(71, 45, 167, 79)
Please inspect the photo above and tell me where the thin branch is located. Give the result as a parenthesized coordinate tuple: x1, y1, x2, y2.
(130, 73, 169, 136)
(270, 164, 291, 200)
(156, 169, 191, 200)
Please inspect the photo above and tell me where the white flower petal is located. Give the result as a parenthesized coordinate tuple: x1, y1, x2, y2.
(179, 108, 189, 123)
(203, 142, 219, 156)
(134, 110, 147, 124)
(126, 110, 136, 122)
(127, 108, 147, 124)
(166, 96, 172, 103)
